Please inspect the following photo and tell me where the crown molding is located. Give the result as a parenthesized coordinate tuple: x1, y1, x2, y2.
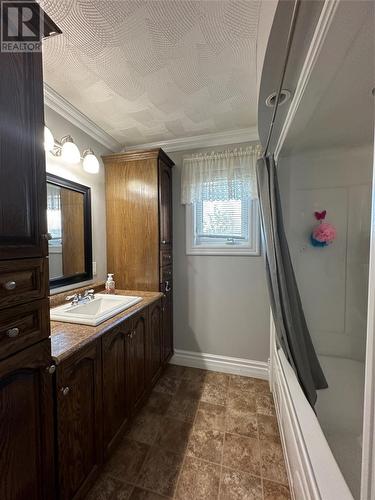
(43, 84, 121, 152)
(125, 127, 259, 153)
(274, 0, 339, 159)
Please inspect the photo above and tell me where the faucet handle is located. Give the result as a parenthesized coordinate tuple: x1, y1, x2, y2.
(66, 293, 78, 301)
(66, 293, 80, 304)
(84, 289, 94, 295)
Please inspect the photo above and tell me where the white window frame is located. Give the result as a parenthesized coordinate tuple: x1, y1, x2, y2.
(186, 199, 261, 256)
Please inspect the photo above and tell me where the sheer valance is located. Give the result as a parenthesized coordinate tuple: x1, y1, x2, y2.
(181, 146, 261, 204)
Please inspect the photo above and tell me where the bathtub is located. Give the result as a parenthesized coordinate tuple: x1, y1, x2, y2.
(270, 316, 354, 500)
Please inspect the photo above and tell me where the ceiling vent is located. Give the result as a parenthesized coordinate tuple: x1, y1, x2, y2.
(265, 89, 291, 107)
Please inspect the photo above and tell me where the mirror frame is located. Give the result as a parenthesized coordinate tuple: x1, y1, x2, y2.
(47, 173, 93, 289)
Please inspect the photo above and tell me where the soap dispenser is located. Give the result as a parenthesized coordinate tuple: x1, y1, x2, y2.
(105, 273, 116, 294)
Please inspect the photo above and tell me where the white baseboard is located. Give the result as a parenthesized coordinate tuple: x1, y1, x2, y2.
(170, 349, 269, 380)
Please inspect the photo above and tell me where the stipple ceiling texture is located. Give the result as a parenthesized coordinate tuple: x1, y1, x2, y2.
(41, 0, 261, 146)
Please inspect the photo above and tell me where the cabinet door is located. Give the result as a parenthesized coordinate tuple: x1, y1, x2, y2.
(129, 310, 147, 413)
(159, 160, 173, 247)
(102, 321, 132, 459)
(148, 299, 162, 385)
(57, 341, 102, 500)
(0, 50, 47, 260)
(162, 288, 173, 363)
(0, 340, 55, 500)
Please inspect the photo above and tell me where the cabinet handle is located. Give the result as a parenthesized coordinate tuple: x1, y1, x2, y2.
(61, 387, 70, 396)
(161, 240, 167, 244)
(42, 232, 53, 241)
(165, 281, 171, 292)
(3, 281, 16, 291)
(6, 327, 19, 338)
(46, 365, 56, 374)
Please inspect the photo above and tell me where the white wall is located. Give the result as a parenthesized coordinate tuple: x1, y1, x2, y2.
(44, 106, 112, 292)
(278, 145, 373, 362)
(170, 144, 270, 362)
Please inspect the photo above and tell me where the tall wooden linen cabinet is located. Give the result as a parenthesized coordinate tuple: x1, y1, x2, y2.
(103, 149, 174, 363)
(0, 3, 61, 499)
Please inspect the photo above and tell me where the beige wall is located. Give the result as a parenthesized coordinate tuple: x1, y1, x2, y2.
(44, 106, 111, 293)
(169, 144, 270, 362)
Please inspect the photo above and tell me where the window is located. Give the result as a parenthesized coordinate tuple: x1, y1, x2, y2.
(186, 183, 260, 256)
(182, 146, 260, 255)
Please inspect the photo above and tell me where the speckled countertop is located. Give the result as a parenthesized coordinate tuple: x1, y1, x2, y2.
(50, 290, 163, 364)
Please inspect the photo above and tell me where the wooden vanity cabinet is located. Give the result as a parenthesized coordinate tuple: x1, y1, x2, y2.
(148, 298, 163, 386)
(162, 285, 173, 363)
(0, 49, 47, 261)
(103, 149, 174, 365)
(56, 297, 166, 497)
(128, 309, 148, 414)
(102, 320, 132, 459)
(56, 341, 102, 500)
(159, 158, 173, 248)
(0, 339, 55, 500)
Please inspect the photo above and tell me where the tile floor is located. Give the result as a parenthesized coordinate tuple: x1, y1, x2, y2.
(86, 365, 291, 500)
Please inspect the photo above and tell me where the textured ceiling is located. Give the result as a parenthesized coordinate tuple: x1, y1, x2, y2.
(40, 0, 261, 147)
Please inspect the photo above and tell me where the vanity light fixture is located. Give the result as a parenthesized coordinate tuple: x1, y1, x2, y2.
(44, 127, 100, 173)
(44, 126, 55, 152)
(60, 135, 81, 164)
(82, 149, 100, 174)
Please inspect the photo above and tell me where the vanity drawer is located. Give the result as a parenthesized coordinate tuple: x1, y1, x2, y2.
(0, 299, 50, 359)
(0, 258, 47, 309)
(160, 249, 172, 267)
(160, 265, 173, 284)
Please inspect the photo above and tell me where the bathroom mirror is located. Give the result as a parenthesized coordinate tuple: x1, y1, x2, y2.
(47, 174, 92, 289)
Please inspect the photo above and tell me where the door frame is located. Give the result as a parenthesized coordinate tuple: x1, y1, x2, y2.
(360, 123, 375, 500)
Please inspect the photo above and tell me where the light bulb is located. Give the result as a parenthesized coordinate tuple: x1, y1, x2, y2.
(44, 126, 54, 152)
(60, 136, 80, 164)
(82, 149, 100, 174)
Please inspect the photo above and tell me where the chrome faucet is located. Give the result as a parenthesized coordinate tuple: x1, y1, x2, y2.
(66, 289, 95, 306)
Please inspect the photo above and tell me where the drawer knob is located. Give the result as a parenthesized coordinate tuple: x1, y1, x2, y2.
(61, 387, 70, 396)
(4, 281, 16, 291)
(161, 240, 167, 244)
(6, 327, 19, 338)
(42, 233, 53, 241)
(46, 365, 56, 374)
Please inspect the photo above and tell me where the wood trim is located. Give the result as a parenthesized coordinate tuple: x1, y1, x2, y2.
(102, 148, 175, 168)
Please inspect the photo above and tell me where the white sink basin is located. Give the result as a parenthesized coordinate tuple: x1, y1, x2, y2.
(50, 293, 142, 326)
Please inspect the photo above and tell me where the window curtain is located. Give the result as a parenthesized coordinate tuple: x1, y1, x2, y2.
(181, 146, 260, 204)
(256, 154, 328, 407)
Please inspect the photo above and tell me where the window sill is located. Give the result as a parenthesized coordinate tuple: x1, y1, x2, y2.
(186, 247, 260, 256)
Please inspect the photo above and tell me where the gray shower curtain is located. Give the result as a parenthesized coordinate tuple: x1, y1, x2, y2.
(256, 154, 327, 407)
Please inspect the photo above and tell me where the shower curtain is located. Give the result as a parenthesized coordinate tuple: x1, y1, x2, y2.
(256, 154, 328, 407)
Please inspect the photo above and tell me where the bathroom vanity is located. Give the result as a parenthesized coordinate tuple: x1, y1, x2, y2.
(50, 288, 164, 500)
(0, 6, 174, 497)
